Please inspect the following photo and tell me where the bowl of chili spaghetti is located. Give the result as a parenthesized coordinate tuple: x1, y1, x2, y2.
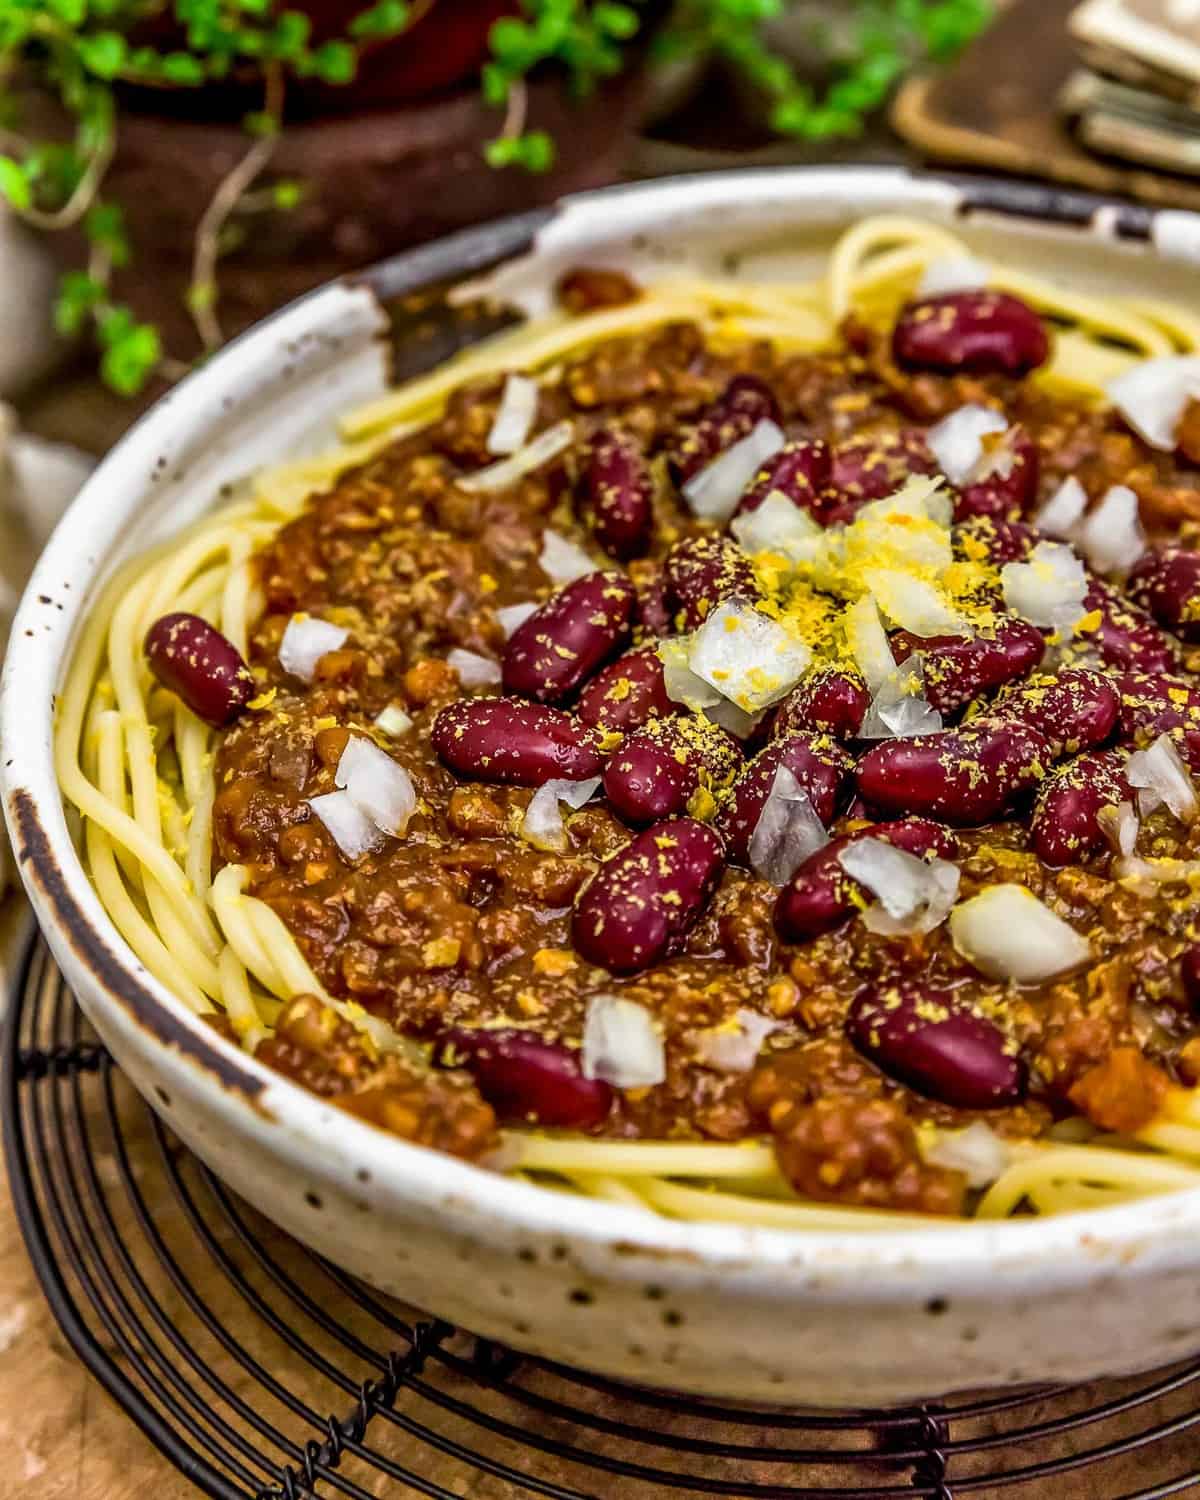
(6, 167, 1200, 1403)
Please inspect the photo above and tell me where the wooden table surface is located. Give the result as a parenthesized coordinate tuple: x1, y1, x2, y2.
(0, 903, 193, 1498)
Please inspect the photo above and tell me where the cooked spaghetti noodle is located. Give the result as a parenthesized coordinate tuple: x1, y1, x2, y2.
(57, 215, 1200, 1225)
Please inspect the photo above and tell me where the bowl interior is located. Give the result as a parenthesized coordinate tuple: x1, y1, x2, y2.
(7, 166, 1200, 1280)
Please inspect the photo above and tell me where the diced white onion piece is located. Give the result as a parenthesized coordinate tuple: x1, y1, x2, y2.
(838, 837, 959, 935)
(486, 373, 539, 455)
(863, 567, 969, 637)
(658, 635, 722, 710)
(538, 527, 596, 584)
(279, 614, 349, 684)
(496, 601, 538, 637)
(870, 473, 954, 530)
(1108, 355, 1200, 451)
(860, 691, 943, 740)
(581, 994, 665, 1089)
(373, 704, 413, 737)
(335, 735, 417, 836)
(703, 698, 765, 740)
(460, 418, 574, 493)
(844, 594, 898, 694)
(859, 657, 944, 740)
(522, 787, 565, 852)
(1126, 734, 1198, 824)
(521, 776, 601, 851)
(1097, 799, 1139, 856)
(308, 790, 387, 861)
(865, 860, 958, 937)
(1075, 484, 1146, 576)
(972, 426, 1023, 484)
(748, 766, 829, 886)
(730, 490, 824, 563)
(922, 1122, 1010, 1189)
(682, 418, 786, 523)
(447, 647, 502, 687)
(1035, 476, 1088, 539)
(659, 639, 763, 736)
(687, 599, 811, 714)
(1114, 853, 1200, 893)
(693, 1009, 778, 1073)
(926, 404, 1008, 487)
(1000, 541, 1088, 630)
(330, 998, 417, 1060)
(839, 477, 954, 576)
(949, 884, 1092, 983)
(556, 777, 602, 810)
(917, 256, 990, 299)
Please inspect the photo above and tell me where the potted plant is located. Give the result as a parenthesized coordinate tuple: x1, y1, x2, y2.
(0, 1, 992, 396)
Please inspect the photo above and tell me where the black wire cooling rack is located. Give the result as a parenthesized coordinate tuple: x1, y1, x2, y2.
(8, 927, 1200, 1500)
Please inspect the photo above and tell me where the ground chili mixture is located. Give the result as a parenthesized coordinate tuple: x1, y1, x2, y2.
(200, 282, 1200, 1217)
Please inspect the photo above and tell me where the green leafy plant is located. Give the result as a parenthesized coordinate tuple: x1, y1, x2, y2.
(658, 0, 993, 142)
(0, 0, 990, 394)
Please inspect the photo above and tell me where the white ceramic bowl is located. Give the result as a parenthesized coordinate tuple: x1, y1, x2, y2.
(7, 167, 1200, 1406)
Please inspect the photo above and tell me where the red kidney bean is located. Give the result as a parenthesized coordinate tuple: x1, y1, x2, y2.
(892, 291, 1049, 376)
(816, 496, 866, 528)
(717, 732, 852, 865)
(734, 438, 831, 518)
(891, 618, 1045, 713)
(722, 372, 781, 420)
(579, 427, 654, 561)
(144, 612, 255, 728)
(1083, 577, 1179, 675)
(635, 575, 673, 639)
(953, 427, 1040, 522)
(847, 981, 1025, 1109)
(1117, 670, 1200, 737)
(663, 534, 760, 630)
(953, 515, 1038, 566)
(989, 667, 1119, 758)
(577, 645, 674, 732)
(1115, 671, 1200, 767)
(1181, 948, 1200, 1013)
(774, 818, 957, 943)
(829, 428, 937, 503)
(432, 698, 605, 785)
(603, 715, 741, 826)
(855, 720, 1050, 824)
(771, 665, 870, 742)
(439, 1027, 612, 1129)
(892, 632, 961, 660)
(502, 571, 635, 704)
(668, 374, 780, 485)
(573, 818, 725, 974)
(1128, 547, 1200, 644)
(1030, 749, 1130, 866)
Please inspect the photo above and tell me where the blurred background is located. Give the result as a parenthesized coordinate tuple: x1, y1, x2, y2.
(2, 0, 1200, 795)
(1, 0, 1197, 455)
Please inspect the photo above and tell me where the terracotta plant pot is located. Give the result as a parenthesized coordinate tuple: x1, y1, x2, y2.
(126, 0, 517, 117)
(294, 0, 517, 109)
(56, 64, 650, 364)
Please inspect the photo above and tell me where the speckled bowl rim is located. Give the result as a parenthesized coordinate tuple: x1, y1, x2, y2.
(7, 164, 1200, 1298)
